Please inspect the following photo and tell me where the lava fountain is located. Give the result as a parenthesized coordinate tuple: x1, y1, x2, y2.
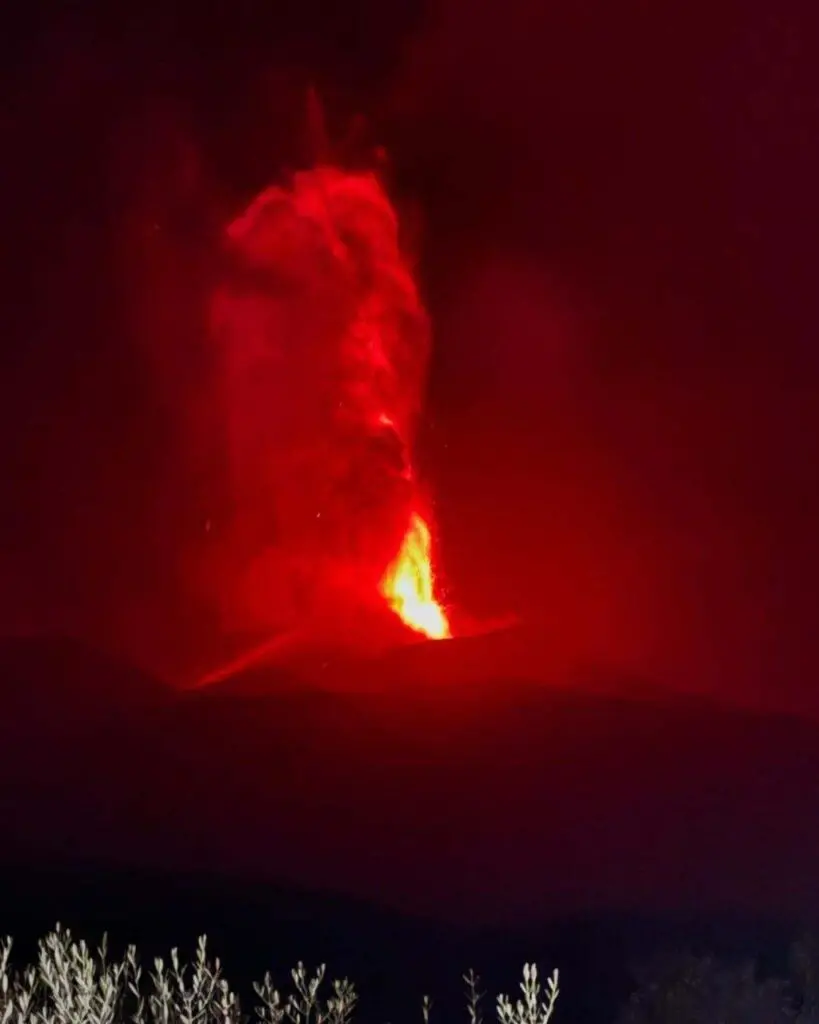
(380, 512, 450, 639)
(208, 160, 450, 659)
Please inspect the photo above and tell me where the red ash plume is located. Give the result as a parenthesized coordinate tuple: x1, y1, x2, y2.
(209, 165, 450, 653)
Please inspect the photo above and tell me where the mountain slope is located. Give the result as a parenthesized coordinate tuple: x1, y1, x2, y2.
(0, 632, 817, 926)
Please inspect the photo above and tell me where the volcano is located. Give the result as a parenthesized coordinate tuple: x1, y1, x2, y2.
(3, 630, 819, 929)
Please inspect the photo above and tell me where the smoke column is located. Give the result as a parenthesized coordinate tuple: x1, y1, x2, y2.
(207, 163, 449, 663)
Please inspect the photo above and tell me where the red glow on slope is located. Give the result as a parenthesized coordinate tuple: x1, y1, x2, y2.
(380, 512, 451, 639)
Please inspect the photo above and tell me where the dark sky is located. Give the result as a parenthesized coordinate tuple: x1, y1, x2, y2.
(1, 0, 818, 712)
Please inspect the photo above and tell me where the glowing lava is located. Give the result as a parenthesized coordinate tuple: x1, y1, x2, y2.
(380, 512, 451, 639)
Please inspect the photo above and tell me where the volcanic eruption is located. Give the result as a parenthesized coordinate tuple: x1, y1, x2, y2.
(205, 158, 450, 676)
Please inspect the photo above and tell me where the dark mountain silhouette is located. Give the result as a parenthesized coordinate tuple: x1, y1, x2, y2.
(0, 860, 802, 1024)
(2, 631, 818, 931)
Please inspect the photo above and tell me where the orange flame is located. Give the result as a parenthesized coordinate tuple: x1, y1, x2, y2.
(380, 513, 451, 639)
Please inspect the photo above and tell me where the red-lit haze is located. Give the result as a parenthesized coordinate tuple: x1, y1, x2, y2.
(209, 165, 449, 651)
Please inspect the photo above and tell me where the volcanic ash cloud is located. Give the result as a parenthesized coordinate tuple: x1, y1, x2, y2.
(210, 165, 449, 646)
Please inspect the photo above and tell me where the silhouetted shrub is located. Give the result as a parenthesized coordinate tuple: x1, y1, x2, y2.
(0, 925, 559, 1024)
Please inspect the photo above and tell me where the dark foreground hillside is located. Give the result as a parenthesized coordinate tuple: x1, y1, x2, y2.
(0, 630, 818, 1022)
(1, 632, 818, 924)
(0, 862, 802, 1024)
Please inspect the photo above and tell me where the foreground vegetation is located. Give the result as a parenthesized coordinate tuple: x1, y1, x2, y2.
(616, 934, 819, 1024)
(0, 927, 560, 1024)
(7, 923, 819, 1023)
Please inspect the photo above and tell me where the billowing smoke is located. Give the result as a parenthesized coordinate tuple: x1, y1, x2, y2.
(207, 164, 448, 648)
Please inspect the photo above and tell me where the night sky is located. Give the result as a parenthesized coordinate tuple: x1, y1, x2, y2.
(1, 0, 819, 980)
(2, 0, 818, 702)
